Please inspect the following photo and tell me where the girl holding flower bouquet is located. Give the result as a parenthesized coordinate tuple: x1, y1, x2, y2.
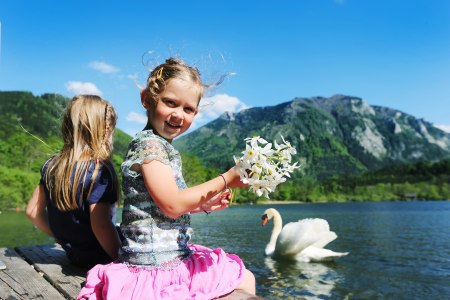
(78, 57, 256, 300)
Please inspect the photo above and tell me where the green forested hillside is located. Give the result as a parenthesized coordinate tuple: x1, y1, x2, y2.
(310, 159, 450, 201)
(0, 91, 133, 210)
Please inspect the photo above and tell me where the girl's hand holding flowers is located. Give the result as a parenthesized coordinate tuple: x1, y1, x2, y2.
(200, 189, 232, 213)
(234, 135, 299, 198)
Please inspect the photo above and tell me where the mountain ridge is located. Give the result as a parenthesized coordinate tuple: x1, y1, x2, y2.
(174, 94, 450, 181)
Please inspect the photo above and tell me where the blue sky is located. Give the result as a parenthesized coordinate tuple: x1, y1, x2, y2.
(1, 0, 450, 136)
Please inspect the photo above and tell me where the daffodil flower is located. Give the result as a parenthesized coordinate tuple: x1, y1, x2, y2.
(235, 135, 300, 198)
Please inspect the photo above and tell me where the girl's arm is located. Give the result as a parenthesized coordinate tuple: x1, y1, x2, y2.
(89, 202, 121, 260)
(141, 161, 243, 218)
(26, 184, 54, 237)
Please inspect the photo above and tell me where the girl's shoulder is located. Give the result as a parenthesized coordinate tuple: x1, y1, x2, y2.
(40, 156, 58, 177)
(122, 130, 180, 172)
(131, 130, 178, 153)
(134, 130, 169, 144)
(97, 160, 118, 176)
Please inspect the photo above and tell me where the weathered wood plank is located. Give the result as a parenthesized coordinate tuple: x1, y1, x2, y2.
(0, 247, 66, 299)
(15, 244, 87, 300)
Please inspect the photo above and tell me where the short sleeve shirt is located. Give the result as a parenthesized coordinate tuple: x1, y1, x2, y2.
(41, 159, 118, 266)
(119, 130, 192, 269)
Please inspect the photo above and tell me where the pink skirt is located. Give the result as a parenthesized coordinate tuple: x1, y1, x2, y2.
(77, 244, 245, 300)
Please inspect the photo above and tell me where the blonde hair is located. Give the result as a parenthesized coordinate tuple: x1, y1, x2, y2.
(44, 95, 119, 211)
(141, 57, 204, 107)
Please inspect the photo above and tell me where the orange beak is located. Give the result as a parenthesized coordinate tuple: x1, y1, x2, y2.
(261, 214, 268, 226)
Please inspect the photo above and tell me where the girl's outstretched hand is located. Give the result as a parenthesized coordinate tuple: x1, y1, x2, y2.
(225, 167, 248, 188)
(200, 189, 232, 213)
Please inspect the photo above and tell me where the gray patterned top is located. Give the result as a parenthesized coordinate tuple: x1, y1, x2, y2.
(118, 130, 192, 269)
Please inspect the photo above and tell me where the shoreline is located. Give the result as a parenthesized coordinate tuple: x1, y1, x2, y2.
(246, 198, 450, 205)
(256, 200, 306, 205)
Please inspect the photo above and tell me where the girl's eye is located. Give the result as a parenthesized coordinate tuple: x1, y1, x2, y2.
(184, 107, 196, 114)
(163, 99, 176, 107)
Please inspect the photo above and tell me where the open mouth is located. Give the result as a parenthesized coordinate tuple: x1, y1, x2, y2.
(166, 121, 182, 129)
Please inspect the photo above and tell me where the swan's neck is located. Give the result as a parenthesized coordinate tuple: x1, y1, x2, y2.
(266, 210, 283, 256)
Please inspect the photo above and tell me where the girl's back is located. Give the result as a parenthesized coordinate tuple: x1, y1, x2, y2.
(43, 158, 118, 267)
(26, 95, 122, 269)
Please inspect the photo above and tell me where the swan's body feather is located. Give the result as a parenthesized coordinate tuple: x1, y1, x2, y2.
(262, 208, 348, 262)
(297, 246, 347, 262)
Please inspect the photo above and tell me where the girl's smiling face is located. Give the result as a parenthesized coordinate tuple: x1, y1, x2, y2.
(145, 78, 200, 142)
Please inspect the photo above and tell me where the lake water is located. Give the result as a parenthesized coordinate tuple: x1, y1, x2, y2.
(1, 201, 449, 299)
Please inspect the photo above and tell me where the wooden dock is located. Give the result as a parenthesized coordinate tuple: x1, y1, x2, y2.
(0, 244, 261, 299)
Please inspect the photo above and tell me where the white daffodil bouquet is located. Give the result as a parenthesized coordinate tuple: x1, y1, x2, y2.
(234, 135, 300, 198)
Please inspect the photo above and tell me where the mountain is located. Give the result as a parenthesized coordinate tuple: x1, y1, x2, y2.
(0, 91, 133, 209)
(174, 95, 450, 181)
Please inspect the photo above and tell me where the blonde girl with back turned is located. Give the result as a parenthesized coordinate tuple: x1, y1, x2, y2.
(78, 58, 256, 299)
(26, 95, 122, 268)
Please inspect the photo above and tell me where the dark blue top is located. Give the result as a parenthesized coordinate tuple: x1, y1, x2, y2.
(40, 158, 118, 268)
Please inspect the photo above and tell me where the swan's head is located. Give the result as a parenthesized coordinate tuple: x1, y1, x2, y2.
(261, 213, 269, 226)
(261, 208, 278, 226)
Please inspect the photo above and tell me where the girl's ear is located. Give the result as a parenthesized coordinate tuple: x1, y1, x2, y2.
(141, 90, 149, 109)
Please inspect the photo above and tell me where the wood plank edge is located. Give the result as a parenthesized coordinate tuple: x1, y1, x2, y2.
(14, 246, 75, 300)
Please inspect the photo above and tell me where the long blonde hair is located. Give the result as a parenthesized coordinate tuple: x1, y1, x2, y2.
(44, 95, 119, 211)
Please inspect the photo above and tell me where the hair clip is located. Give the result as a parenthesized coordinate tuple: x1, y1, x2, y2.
(156, 67, 164, 79)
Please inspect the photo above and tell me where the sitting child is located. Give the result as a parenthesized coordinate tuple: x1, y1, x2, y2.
(26, 95, 122, 268)
(78, 57, 256, 299)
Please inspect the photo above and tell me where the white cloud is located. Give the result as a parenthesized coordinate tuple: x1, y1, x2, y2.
(434, 124, 450, 133)
(189, 94, 250, 131)
(126, 111, 147, 124)
(197, 93, 249, 120)
(65, 81, 102, 96)
(88, 61, 120, 74)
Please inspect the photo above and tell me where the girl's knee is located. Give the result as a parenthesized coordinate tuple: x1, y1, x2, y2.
(245, 269, 255, 284)
(239, 269, 256, 294)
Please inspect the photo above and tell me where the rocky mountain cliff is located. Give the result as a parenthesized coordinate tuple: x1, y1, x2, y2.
(174, 95, 450, 181)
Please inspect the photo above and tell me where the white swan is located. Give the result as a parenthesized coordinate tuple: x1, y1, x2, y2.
(261, 208, 348, 262)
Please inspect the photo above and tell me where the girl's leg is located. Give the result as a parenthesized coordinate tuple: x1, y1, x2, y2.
(237, 269, 256, 295)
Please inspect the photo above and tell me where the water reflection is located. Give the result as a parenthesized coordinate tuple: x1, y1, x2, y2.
(261, 257, 342, 299)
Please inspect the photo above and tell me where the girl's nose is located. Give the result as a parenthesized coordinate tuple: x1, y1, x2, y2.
(171, 109, 184, 120)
